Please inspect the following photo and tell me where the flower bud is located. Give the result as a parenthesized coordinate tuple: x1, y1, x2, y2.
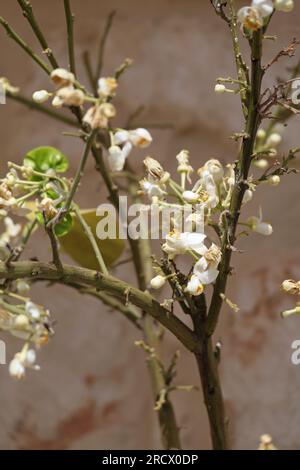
(268, 175, 280, 186)
(150, 275, 166, 289)
(254, 159, 268, 169)
(16, 279, 30, 294)
(266, 133, 282, 148)
(14, 314, 30, 329)
(243, 189, 253, 204)
(257, 129, 266, 140)
(32, 90, 51, 103)
(215, 84, 226, 94)
(9, 358, 25, 380)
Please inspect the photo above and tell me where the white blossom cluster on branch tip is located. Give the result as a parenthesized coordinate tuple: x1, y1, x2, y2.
(141, 149, 275, 297)
(237, 0, 294, 32)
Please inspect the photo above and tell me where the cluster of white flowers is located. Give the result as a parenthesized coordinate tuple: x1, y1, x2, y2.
(143, 149, 275, 296)
(0, 291, 53, 379)
(32, 69, 117, 129)
(237, 0, 294, 31)
(32, 69, 154, 171)
(9, 344, 39, 380)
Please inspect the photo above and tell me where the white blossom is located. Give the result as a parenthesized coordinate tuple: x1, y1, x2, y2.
(4, 217, 21, 237)
(163, 230, 206, 257)
(140, 179, 166, 199)
(199, 159, 224, 182)
(186, 275, 204, 296)
(83, 103, 116, 129)
(9, 345, 39, 380)
(237, 7, 264, 30)
(252, 0, 274, 17)
(9, 358, 25, 379)
(108, 145, 129, 172)
(247, 209, 273, 235)
(98, 77, 118, 98)
(50, 68, 75, 88)
(109, 129, 152, 171)
(182, 191, 200, 204)
(56, 86, 85, 107)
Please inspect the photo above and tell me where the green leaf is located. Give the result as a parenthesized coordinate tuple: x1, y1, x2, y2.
(54, 213, 73, 237)
(36, 211, 73, 237)
(24, 146, 69, 176)
(60, 209, 125, 269)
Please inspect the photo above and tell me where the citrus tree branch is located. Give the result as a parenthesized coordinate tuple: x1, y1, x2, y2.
(6, 91, 77, 127)
(0, 260, 199, 353)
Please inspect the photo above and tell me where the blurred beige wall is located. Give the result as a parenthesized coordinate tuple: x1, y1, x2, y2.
(1, 0, 300, 450)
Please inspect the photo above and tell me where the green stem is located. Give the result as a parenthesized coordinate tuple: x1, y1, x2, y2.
(63, 0, 76, 75)
(0, 16, 51, 75)
(16, 0, 59, 69)
(207, 29, 264, 337)
(194, 338, 229, 450)
(64, 130, 97, 213)
(94, 10, 116, 94)
(198, 29, 264, 451)
(7, 92, 77, 127)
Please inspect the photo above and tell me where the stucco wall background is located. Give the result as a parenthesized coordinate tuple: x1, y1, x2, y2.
(0, 0, 300, 450)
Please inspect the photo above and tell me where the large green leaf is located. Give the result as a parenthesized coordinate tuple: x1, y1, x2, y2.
(60, 209, 125, 269)
(24, 146, 69, 176)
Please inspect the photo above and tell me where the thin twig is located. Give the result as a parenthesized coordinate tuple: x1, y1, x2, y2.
(82, 50, 95, 91)
(16, 0, 59, 69)
(7, 91, 77, 127)
(63, 0, 77, 75)
(43, 214, 64, 273)
(64, 129, 97, 213)
(94, 10, 116, 90)
(0, 16, 51, 75)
